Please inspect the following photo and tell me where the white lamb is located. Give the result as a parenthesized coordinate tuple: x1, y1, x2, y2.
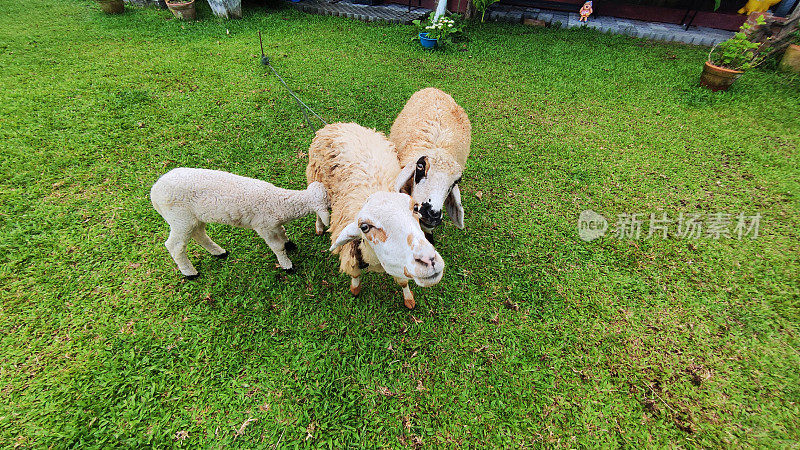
(389, 87, 472, 234)
(150, 168, 330, 278)
(306, 122, 445, 309)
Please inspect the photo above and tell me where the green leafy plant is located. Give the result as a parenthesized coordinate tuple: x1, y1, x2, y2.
(471, 0, 500, 22)
(412, 13, 464, 46)
(709, 15, 769, 70)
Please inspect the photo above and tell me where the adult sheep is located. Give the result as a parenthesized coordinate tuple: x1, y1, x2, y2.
(306, 122, 444, 309)
(389, 87, 471, 234)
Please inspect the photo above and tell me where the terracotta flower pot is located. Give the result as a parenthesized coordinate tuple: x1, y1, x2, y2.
(167, 0, 196, 20)
(778, 44, 800, 74)
(699, 61, 743, 92)
(97, 0, 125, 14)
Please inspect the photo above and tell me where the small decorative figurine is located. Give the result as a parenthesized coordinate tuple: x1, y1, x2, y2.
(579, 1, 593, 22)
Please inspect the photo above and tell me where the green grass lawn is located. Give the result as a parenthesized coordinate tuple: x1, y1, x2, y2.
(1, 0, 799, 446)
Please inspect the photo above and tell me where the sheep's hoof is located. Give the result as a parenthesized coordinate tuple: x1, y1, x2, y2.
(284, 241, 297, 252)
(424, 232, 435, 245)
(184, 273, 199, 280)
(284, 267, 296, 274)
(213, 251, 228, 259)
(350, 284, 361, 296)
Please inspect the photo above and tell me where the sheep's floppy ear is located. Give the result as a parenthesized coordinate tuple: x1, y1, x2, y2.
(394, 162, 416, 194)
(446, 184, 465, 229)
(329, 222, 361, 251)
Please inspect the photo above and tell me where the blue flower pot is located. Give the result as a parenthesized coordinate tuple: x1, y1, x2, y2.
(419, 32, 437, 49)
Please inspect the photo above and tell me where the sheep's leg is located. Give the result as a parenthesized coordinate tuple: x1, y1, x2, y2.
(191, 223, 227, 257)
(350, 276, 361, 296)
(315, 214, 326, 236)
(165, 226, 197, 278)
(394, 277, 415, 309)
(257, 228, 294, 272)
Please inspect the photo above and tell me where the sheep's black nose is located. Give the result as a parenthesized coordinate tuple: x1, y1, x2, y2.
(419, 203, 442, 227)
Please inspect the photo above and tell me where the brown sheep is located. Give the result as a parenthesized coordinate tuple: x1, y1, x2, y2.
(306, 122, 445, 309)
(389, 87, 472, 233)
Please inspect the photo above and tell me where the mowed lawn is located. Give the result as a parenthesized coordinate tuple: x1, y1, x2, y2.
(1, 0, 799, 446)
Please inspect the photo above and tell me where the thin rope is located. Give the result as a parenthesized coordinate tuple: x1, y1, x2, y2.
(259, 31, 328, 129)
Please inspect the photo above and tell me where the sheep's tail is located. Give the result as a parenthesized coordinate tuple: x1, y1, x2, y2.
(149, 181, 167, 219)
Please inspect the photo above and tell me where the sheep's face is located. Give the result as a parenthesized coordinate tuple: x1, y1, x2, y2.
(395, 155, 464, 231)
(330, 192, 444, 287)
(307, 181, 331, 226)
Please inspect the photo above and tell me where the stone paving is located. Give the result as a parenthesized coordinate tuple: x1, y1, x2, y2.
(286, 0, 432, 24)
(487, 4, 734, 45)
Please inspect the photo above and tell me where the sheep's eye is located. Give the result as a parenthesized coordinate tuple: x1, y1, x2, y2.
(359, 224, 371, 233)
(416, 163, 424, 171)
(413, 204, 420, 213)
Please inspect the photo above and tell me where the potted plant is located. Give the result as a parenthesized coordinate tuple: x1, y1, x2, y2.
(166, 0, 196, 20)
(419, 31, 437, 49)
(778, 31, 800, 73)
(97, 0, 125, 14)
(412, 13, 464, 49)
(700, 15, 768, 91)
